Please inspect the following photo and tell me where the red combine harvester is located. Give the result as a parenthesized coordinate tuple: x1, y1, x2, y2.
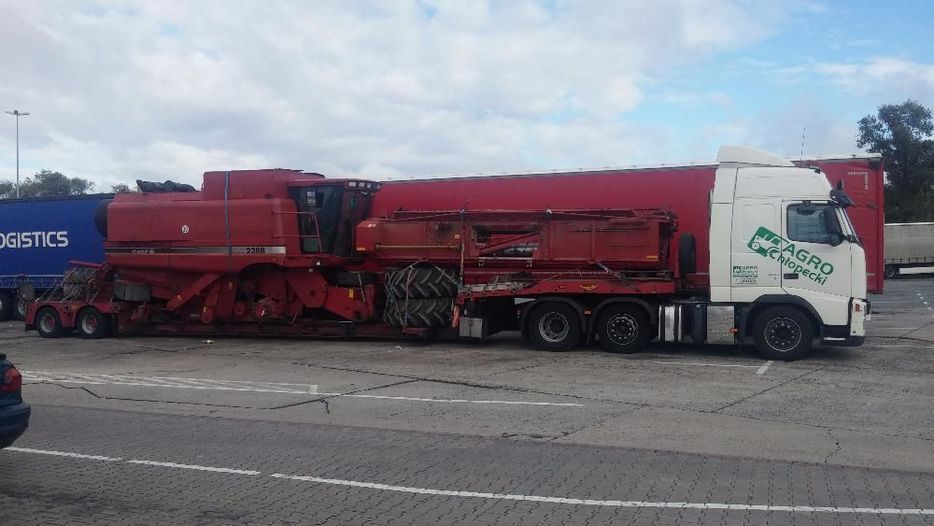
(26, 146, 873, 360)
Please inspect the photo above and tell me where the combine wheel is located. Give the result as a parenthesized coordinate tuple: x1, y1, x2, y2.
(596, 304, 651, 354)
(35, 307, 65, 338)
(386, 267, 458, 299)
(527, 302, 582, 352)
(384, 297, 454, 328)
(0, 292, 12, 321)
(751, 306, 814, 361)
(76, 307, 111, 339)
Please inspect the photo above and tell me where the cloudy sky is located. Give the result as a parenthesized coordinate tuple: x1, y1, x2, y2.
(1, 0, 932, 190)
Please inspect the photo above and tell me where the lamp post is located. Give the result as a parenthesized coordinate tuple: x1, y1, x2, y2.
(5, 109, 30, 198)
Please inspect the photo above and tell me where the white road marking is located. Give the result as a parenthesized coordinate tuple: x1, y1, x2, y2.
(23, 371, 318, 394)
(127, 459, 260, 475)
(4, 447, 932, 516)
(24, 370, 579, 407)
(755, 361, 773, 375)
(651, 360, 760, 369)
(269, 473, 934, 515)
(319, 393, 583, 407)
(5, 447, 121, 462)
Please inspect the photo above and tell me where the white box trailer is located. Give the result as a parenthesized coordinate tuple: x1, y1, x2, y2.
(884, 222, 934, 278)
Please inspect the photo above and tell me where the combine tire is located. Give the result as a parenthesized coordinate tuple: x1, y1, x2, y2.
(35, 307, 65, 338)
(386, 267, 458, 299)
(14, 294, 28, 320)
(384, 297, 454, 328)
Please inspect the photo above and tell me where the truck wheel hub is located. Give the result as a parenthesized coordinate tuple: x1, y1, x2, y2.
(606, 314, 638, 345)
(39, 315, 56, 333)
(81, 316, 98, 333)
(764, 317, 802, 351)
(539, 312, 570, 343)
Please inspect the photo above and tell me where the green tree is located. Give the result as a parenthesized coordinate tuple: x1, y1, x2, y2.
(16, 170, 95, 198)
(111, 183, 137, 193)
(0, 180, 13, 199)
(857, 100, 934, 222)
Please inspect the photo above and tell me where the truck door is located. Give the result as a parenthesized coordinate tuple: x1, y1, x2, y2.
(780, 201, 852, 323)
(730, 202, 783, 301)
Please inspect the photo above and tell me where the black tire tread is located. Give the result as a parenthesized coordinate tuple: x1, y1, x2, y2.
(386, 268, 458, 299)
(752, 306, 814, 361)
(384, 297, 454, 328)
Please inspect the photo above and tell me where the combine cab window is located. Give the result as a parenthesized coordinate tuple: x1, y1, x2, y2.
(293, 186, 344, 254)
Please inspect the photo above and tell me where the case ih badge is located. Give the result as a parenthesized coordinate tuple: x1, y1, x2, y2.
(748, 226, 834, 285)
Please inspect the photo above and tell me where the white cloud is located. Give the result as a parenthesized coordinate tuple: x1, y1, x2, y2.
(815, 57, 934, 99)
(0, 1, 812, 188)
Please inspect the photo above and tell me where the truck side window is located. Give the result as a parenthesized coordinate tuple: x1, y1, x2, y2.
(787, 203, 839, 245)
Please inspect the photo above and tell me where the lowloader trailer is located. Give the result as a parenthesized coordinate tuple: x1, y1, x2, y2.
(26, 146, 869, 360)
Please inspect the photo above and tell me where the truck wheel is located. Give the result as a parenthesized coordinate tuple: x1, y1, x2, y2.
(752, 306, 814, 361)
(527, 302, 581, 352)
(596, 304, 650, 354)
(14, 294, 28, 320)
(386, 267, 458, 299)
(884, 265, 899, 279)
(0, 292, 12, 321)
(76, 308, 110, 339)
(36, 307, 65, 338)
(384, 297, 454, 328)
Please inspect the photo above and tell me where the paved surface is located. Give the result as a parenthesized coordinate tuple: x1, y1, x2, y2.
(1, 276, 933, 525)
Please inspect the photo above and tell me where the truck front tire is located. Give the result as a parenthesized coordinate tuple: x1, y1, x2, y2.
(752, 306, 814, 361)
(527, 302, 581, 352)
(596, 304, 650, 354)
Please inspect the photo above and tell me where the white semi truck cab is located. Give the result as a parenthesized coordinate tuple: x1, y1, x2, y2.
(658, 146, 868, 360)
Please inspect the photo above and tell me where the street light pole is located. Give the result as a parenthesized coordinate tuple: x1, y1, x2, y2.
(5, 109, 30, 198)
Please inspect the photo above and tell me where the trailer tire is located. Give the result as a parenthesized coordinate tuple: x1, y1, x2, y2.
(333, 272, 378, 287)
(752, 306, 814, 361)
(884, 265, 899, 279)
(527, 302, 582, 352)
(0, 292, 13, 321)
(76, 308, 110, 339)
(36, 307, 65, 338)
(596, 304, 651, 354)
(384, 297, 454, 328)
(386, 267, 458, 299)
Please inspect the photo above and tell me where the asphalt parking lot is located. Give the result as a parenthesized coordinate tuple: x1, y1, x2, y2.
(1, 276, 933, 525)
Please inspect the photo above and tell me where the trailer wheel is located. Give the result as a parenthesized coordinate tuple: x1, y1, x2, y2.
(752, 306, 814, 361)
(0, 292, 12, 321)
(386, 267, 458, 299)
(884, 265, 899, 279)
(76, 308, 110, 339)
(596, 304, 650, 354)
(527, 303, 581, 352)
(36, 307, 65, 338)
